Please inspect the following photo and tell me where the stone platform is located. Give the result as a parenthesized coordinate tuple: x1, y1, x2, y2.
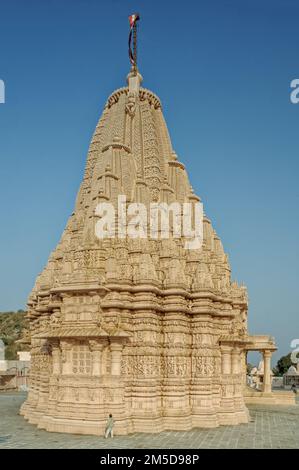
(1, 392, 298, 449)
(244, 386, 296, 405)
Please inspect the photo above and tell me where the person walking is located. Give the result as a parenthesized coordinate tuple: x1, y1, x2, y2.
(104, 414, 114, 438)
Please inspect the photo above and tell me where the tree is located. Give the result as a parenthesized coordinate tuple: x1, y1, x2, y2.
(273, 353, 293, 376)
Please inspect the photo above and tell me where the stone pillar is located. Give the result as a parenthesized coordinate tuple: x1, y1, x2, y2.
(51, 340, 61, 375)
(110, 341, 123, 376)
(89, 340, 104, 376)
(231, 347, 240, 374)
(61, 340, 72, 375)
(263, 350, 272, 394)
(243, 350, 249, 385)
(221, 346, 232, 375)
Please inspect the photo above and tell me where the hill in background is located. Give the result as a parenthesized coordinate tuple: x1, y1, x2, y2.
(0, 310, 29, 359)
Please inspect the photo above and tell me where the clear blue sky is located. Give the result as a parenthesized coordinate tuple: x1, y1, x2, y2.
(0, 0, 298, 364)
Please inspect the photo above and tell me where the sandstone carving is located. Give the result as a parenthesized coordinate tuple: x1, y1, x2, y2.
(21, 58, 277, 435)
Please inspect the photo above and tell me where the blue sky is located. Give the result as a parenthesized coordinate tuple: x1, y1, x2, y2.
(0, 0, 298, 364)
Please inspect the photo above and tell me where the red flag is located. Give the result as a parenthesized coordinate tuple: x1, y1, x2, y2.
(129, 13, 140, 29)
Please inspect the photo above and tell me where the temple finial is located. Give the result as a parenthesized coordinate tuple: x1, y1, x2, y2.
(128, 13, 140, 76)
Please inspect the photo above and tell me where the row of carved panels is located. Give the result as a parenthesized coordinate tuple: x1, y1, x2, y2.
(28, 384, 245, 407)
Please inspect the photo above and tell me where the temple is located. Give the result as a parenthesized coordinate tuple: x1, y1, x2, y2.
(21, 20, 280, 435)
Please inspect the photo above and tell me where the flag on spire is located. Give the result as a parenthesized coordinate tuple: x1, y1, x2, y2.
(129, 13, 140, 29)
(128, 13, 140, 70)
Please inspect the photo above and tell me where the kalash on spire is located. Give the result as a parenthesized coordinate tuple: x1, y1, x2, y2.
(20, 15, 277, 436)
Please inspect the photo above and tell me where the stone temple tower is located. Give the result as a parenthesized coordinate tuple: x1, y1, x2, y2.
(21, 21, 276, 435)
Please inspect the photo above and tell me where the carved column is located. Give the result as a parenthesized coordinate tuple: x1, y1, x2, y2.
(244, 350, 248, 383)
(263, 350, 272, 394)
(89, 340, 104, 376)
(51, 340, 61, 375)
(61, 340, 72, 375)
(110, 341, 123, 376)
(231, 347, 240, 374)
(221, 346, 232, 375)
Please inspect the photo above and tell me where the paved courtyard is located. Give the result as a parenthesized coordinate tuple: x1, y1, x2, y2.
(0, 392, 298, 449)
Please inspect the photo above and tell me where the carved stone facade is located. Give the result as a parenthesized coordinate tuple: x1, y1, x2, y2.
(21, 69, 275, 435)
